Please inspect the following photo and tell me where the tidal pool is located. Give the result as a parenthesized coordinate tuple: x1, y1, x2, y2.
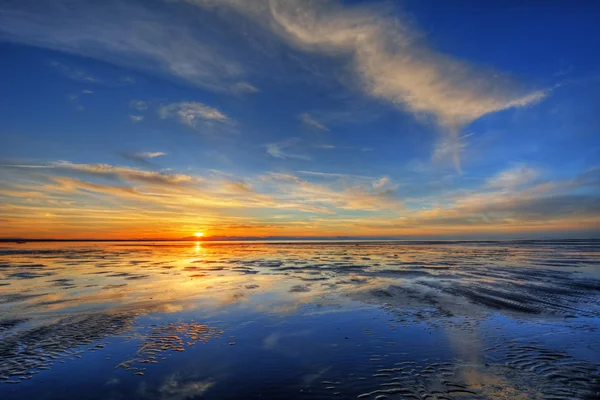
(1, 240, 599, 399)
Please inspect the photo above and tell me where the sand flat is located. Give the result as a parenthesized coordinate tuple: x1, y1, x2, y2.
(0, 240, 599, 399)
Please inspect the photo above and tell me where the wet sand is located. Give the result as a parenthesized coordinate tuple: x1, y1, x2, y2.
(0, 240, 599, 399)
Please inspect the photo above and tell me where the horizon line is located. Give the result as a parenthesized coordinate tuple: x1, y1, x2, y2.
(1, 236, 599, 243)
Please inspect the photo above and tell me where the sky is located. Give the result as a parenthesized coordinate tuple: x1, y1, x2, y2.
(0, 0, 599, 240)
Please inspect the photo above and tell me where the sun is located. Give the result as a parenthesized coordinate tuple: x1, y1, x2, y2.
(194, 232, 203, 238)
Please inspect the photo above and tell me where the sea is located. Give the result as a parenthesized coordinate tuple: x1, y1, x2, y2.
(1, 240, 599, 399)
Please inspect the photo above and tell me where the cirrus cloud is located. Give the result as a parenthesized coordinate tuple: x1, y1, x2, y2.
(159, 101, 233, 132)
(189, 0, 549, 169)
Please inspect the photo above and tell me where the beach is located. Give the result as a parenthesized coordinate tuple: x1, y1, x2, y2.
(1, 240, 599, 399)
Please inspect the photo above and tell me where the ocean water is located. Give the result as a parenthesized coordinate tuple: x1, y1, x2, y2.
(1, 240, 599, 399)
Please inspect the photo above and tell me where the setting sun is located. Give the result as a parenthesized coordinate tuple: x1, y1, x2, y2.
(194, 232, 203, 237)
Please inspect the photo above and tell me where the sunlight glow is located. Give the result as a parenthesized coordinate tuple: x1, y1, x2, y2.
(194, 232, 203, 237)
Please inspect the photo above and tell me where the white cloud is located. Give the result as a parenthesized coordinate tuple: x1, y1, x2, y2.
(487, 164, 540, 191)
(230, 81, 260, 94)
(130, 115, 144, 122)
(262, 2, 547, 121)
(269, 1, 548, 169)
(0, 0, 253, 92)
(372, 176, 390, 190)
(299, 113, 329, 131)
(188, 0, 549, 169)
(134, 152, 166, 159)
(1, 0, 550, 170)
(159, 102, 232, 131)
(266, 141, 310, 160)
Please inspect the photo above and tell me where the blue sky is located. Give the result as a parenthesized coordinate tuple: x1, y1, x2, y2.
(0, 0, 599, 239)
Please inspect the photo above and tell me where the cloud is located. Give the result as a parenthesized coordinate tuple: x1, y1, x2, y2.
(266, 140, 310, 160)
(1, 0, 549, 169)
(230, 81, 260, 94)
(2, 159, 404, 219)
(265, 3, 545, 115)
(188, 0, 549, 169)
(130, 100, 148, 111)
(50, 161, 194, 186)
(49, 61, 135, 87)
(158, 375, 214, 400)
(135, 152, 166, 159)
(49, 61, 99, 83)
(461, 194, 600, 223)
(67, 90, 94, 111)
(297, 171, 372, 180)
(0, 0, 253, 92)
(262, 171, 401, 212)
(486, 164, 540, 190)
(121, 152, 166, 166)
(1, 159, 598, 238)
(356, 166, 600, 231)
(159, 102, 233, 132)
(129, 100, 148, 122)
(299, 113, 329, 131)
(372, 176, 390, 190)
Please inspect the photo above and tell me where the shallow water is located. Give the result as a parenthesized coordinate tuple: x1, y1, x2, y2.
(1, 240, 599, 399)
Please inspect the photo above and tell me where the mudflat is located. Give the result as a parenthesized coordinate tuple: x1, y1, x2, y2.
(1, 240, 599, 399)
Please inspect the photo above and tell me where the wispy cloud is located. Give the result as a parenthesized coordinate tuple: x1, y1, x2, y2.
(1, 161, 597, 238)
(1, 0, 548, 169)
(130, 100, 148, 111)
(230, 81, 260, 94)
(49, 60, 135, 87)
(121, 152, 166, 166)
(188, 0, 549, 169)
(0, 0, 255, 92)
(372, 176, 391, 190)
(262, 171, 401, 212)
(356, 166, 600, 232)
(24, 161, 194, 186)
(159, 102, 233, 132)
(49, 61, 99, 83)
(269, 1, 547, 168)
(297, 171, 373, 180)
(486, 164, 540, 190)
(129, 100, 148, 122)
(0, 160, 339, 225)
(68, 90, 94, 111)
(134, 152, 165, 159)
(299, 113, 329, 131)
(266, 140, 310, 160)
(1, 160, 402, 216)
